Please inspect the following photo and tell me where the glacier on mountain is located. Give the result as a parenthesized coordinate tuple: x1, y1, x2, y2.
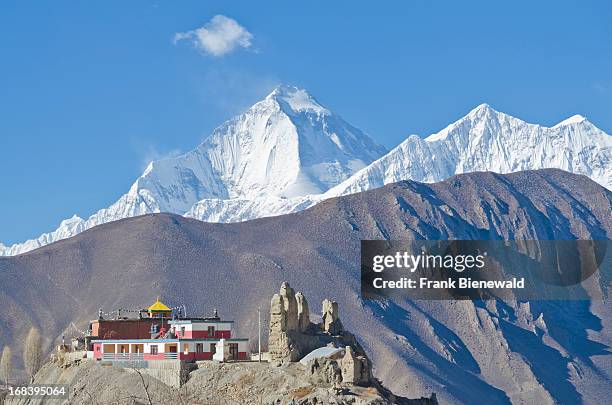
(1, 88, 610, 256)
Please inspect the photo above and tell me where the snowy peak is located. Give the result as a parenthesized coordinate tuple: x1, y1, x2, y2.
(467, 102, 495, 116)
(464, 103, 516, 125)
(59, 214, 84, 227)
(553, 114, 588, 128)
(454, 103, 501, 122)
(267, 85, 329, 115)
(189, 84, 385, 199)
(425, 103, 516, 143)
(466, 106, 592, 130)
(130, 83, 385, 205)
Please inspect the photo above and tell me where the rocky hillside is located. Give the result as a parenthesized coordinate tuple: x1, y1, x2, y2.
(4, 357, 435, 405)
(0, 169, 610, 404)
(4, 283, 437, 405)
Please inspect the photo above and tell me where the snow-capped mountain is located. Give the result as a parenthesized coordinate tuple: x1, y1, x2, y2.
(326, 103, 611, 197)
(137, 84, 385, 207)
(0, 85, 385, 256)
(1, 93, 611, 256)
(186, 103, 611, 224)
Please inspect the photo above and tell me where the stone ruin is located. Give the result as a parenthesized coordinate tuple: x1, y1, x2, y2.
(268, 282, 372, 386)
(340, 346, 371, 385)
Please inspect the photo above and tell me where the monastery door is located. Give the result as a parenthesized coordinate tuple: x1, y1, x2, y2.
(229, 343, 238, 360)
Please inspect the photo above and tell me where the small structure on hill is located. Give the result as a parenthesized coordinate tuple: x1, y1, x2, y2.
(268, 282, 372, 386)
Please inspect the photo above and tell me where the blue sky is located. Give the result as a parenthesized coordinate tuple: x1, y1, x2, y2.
(1, 0, 610, 244)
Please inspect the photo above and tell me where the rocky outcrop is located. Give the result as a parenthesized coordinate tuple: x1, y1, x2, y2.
(268, 282, 373, 388)
(268, 289, 300, 361)
(295, 291, 310, 332)
(305, 357, 343, 386)
(280, 282, 299, 331)
(322, 298, 343, 334)
(10, 356, 437, 405)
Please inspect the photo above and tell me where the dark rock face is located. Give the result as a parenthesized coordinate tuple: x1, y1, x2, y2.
(0, 169, 610, 403)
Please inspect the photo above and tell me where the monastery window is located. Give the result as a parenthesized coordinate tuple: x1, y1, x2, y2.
(184, 344, 189, 355)
(150, 345, 158, 355)
(208, 326, 215, 337)
(196, 343, 203, 353)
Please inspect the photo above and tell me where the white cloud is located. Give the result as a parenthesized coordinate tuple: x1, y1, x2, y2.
(174, 15, 253, 57)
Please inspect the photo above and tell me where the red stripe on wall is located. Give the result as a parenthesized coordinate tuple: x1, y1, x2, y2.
(183, 330, 232, 339)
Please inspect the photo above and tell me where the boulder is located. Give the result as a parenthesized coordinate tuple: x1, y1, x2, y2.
(305, 357, 343, 386)
(268, 283, 361, 365)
